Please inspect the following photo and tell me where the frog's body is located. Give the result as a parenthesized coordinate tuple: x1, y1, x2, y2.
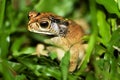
(28, 11, 86, 72)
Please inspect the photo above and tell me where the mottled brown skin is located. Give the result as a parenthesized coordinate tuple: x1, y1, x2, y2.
(28, 11, 86, 72)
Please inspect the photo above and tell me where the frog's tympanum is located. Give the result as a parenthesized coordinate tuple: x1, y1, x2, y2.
(28, 11, 87, 72)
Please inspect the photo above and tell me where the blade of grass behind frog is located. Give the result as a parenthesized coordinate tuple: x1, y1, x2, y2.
(0, 60, 15, 80)
(0, 0, 6, 30)
(118, 0, 120, 10)
(11, 36, 27, 57)
(60, 51, 70, 80)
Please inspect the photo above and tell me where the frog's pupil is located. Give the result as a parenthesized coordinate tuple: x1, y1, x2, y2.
(40, 21, 49, 28)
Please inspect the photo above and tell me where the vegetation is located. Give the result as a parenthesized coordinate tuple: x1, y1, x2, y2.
(0, 0, 120, 80)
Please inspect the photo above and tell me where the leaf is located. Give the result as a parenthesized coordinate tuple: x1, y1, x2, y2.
(11, 47, 35, 57)
(118, 0, 120, 10)
(60, 51, 70, 80)
(86, 72, 96, 80)
(15, 74, 26, 80)
(8, 61, 26, 73)
(18, 56, 61, 80)
(97, 10, 111, 46)
(11, 36, 26, 52)
(49, 52, 57, 60)
(0, 60, 15, 80)
(109, 28, 120, 47)
(0, 33, 9, 58)
(0, 0, 6, 30)
(95, 44, 106, 56)
(11, 36, 27, 56)
(96, 0, 120, 17)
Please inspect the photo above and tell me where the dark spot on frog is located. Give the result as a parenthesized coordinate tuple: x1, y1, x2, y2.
(59, 26, 68, 37)
(36, 12, 41, 16)
(63, 21, 69, 26)
(49, 16, 61, 23)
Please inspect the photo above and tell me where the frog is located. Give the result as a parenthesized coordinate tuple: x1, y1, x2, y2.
(28, 11, 87, 72)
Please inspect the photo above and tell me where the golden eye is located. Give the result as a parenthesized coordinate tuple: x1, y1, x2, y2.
(40, 21, 49, 28)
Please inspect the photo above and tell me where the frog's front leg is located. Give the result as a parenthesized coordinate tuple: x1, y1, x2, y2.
(34, 39, 56, 57)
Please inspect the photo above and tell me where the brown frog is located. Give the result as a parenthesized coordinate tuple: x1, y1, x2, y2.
(28, 11, 87, 72)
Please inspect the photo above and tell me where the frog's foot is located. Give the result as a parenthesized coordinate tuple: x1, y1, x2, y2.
(33, 44, 48, 57)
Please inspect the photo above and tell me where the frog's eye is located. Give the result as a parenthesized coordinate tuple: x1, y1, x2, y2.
(39, 21, 50, 28)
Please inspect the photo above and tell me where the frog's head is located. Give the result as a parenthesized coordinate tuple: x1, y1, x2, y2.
(28, 11, 69, 37)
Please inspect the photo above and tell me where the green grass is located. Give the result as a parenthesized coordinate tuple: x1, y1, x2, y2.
(0, 0, 120, 80)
